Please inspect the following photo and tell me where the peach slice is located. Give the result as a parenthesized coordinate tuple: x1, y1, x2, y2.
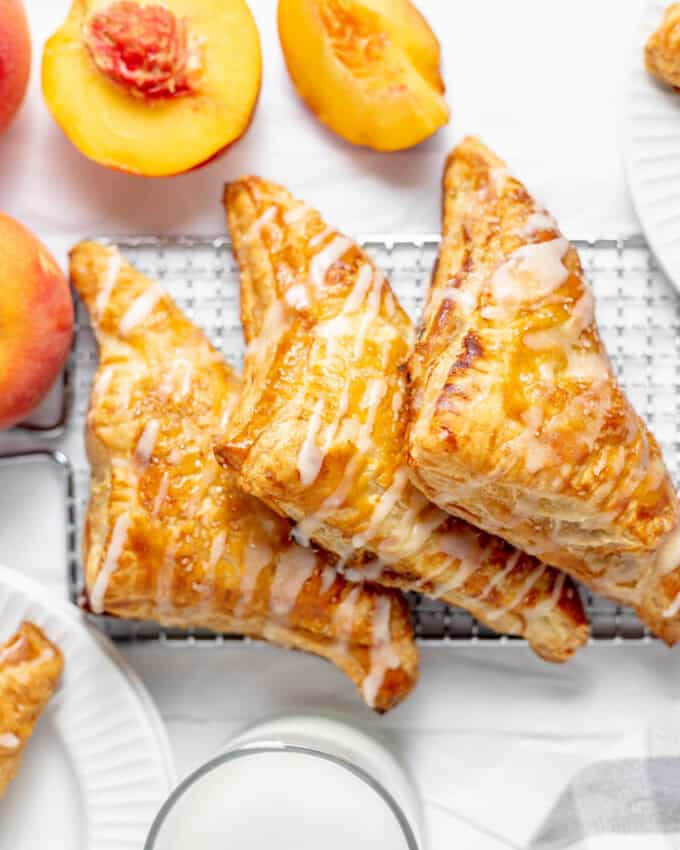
(42, 0, 262, 176)
(278, 0, 449, 151)
(0, 215, 73, 430)
(0, 0, 31, 132)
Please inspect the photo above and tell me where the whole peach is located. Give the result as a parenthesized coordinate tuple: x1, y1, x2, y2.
(0, 0, 31, 132)
(0, 215, 73, 430)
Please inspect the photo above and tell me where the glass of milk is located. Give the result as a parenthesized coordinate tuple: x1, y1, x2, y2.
(145, 715, 422, 850)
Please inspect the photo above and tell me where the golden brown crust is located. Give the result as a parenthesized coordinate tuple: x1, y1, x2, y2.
(216, 177, 588, 663)
(407, 137, 680, 641)
(0, 622, 63, 797)
(69, 241, 417, 712)
(645, 4, 680, 89)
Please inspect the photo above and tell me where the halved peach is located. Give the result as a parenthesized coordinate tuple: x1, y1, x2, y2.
(0, 215, 73, 431)
(278, 0, 449, 151)
(0, 0, 31, 132)
(42, 0, 262, 176)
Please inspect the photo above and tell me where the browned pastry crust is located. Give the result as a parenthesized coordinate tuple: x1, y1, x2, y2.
(0, 622, 63, 797)
(216, 177, 588, 663)
(407, 137, 680, 642)
(645, 4, 680, 89)
(69, 241, 417, 712)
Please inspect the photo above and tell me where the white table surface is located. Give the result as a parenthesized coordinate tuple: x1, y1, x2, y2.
(3, 1, 678, 848)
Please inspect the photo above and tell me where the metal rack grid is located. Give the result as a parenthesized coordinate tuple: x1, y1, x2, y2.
(15, 233, 680, 644)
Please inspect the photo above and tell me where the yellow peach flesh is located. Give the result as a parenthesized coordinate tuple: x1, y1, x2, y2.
(278, 0, 449, 151)
(42, 0, 262, 176)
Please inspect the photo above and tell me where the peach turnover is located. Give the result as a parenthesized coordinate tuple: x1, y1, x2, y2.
(42, 0, 262, 176)
(0, 215, 73, 431)
(278, 0, 449, 151)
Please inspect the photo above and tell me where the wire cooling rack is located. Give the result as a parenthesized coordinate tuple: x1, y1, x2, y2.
(12, 234, 680, 644)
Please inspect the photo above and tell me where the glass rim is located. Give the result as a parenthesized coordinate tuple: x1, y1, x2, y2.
(145, 742, 419, 850)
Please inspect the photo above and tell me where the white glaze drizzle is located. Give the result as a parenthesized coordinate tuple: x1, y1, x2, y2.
(249, 207, 276, 238)
(188, 463, 217, 512)
(518, 211, 558, 238)
(93, 366, 114, 402)
(663, 585, 680, 619)
(285, 284, 310, 310)
(504, 407, 555, 475)
(525, 570, 566, 621)
(219, 394, 239, 431)
(246, 300, 287, 361)
(91, 513, 131, 614)
(269, 547, 317, 620)
(487, 564, 547, 621)
(208, 531, 226, 571)
(352, 467, 409, 549)
(488, 238, 570, 314)
(392, 388, 404, 418)
(297, 398, 326, 486)
(135, 420, 160, 467)
(309, 236, 352, 288)
(489, 167, 510, 192)
(432, 532, 488, 597)
(295, 380, 386, 545)
(523, 288, 608, 384)
(0, 733, 20, 750)
(179, 361, 193, 398)
(478, 550, 521, 601)
(120, 287, 162, 336)
(236, 539, 274, 617)
(283, 205, 308, 225)
(346, 559, 385, 583)
(158, 359, 180, 401)
(352, 269, 383, 360)
(362, 597, 400, 709)
(391, 506, 447, 560)
(320, 565, 337, 594)
(296, 264, 381, 493)
(658, 526, 680, 577)
(95, 247, 121, 317)
(152, 471, 170, 518)
(156, 541, 177, 616)
(0, 636, 26, 666)
(309, 226, 333, 248)
(333, 585, 362, 653)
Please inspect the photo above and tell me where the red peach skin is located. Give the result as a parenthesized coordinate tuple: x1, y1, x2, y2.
(0, 215, 73, 430)
(0, 0, 31, 132)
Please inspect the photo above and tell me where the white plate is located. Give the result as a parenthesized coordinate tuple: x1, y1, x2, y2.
(626, 0, 680, 291)
(0, 564, 176, 849)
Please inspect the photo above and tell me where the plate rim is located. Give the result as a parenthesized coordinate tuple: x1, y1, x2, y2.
(624, 0, 680, 294)
(0, 562, 176, 846)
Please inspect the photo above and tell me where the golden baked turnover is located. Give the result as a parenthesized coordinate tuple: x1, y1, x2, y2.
(69, 241, 418, 711)
(407, 138, 680, 642)
(217, 177, 588, 663)
(0, 622, 63, 798)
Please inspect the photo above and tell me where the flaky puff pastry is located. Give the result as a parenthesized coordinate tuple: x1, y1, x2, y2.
(407, 137, 680, 642)
(0, 622, 63, 798)
(69, 241, 417, 712)
(646, 4, 680, 89)
(216, 177, 588, 663)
